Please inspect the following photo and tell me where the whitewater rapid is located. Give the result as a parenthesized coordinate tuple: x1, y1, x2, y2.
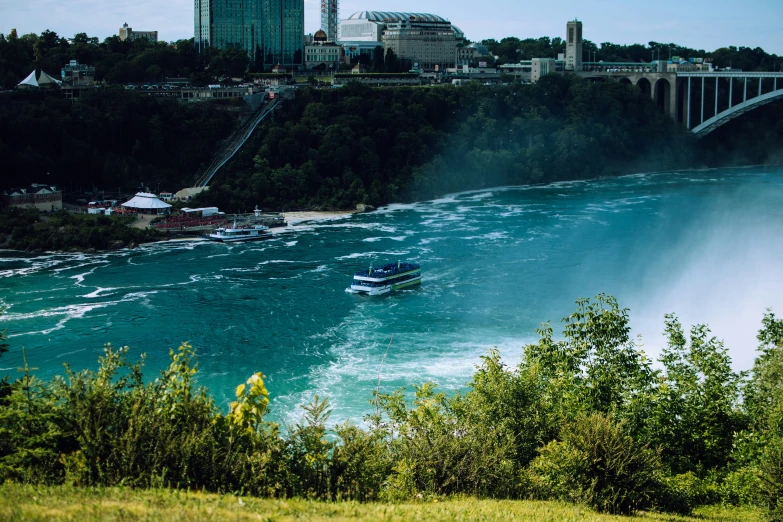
(1, 167, 782, 425)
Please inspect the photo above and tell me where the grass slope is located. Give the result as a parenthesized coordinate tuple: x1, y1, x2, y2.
(0, 485, 763, 521)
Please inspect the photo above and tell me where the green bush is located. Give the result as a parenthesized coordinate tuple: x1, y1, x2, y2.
(1, 297, 782, 513)
(660, 472, 720, 508)
(761, 438, 783, 521)
(525, 413, 670, 515)
(718, 467, 764, 507)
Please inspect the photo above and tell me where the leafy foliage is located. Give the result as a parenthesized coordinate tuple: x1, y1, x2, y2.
(198, 78, 693, 211)
(0, 208, 164, 251)
(526, 413, 668, 515)
(482, 36, 780, 71)
(0, 87, 238, 194)
(0, 30, 249, 89)
(0, 297, 781, 518)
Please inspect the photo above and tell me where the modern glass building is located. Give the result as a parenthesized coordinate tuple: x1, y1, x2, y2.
(261, 0, 304, 66)
(194, 0, 303, 67)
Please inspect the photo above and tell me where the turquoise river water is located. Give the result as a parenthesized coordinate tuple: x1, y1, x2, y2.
(1, 167, 782, 424)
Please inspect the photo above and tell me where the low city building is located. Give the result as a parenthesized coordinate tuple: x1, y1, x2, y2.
(61, 60, 95, 87)
(532, 58, 557, 82)
(667, 60, 714, 73)
(467, 42, 490, 57)
(304, 30, 344, 71)
(457, 45, 478, 66)
(119, 23, 158, 43)
(2, 184, 63, 212)
(446, 65, 502, 84)
(60, 60, 97, 100)
(333, 72, 422, 86)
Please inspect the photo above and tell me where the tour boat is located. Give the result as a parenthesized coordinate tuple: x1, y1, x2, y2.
(347, 261, 422, 295)
(206, 222, 269, 242)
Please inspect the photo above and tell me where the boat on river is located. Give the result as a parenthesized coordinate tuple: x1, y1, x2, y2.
(347, 261, 421, 295)
(206, 222, 269, 242)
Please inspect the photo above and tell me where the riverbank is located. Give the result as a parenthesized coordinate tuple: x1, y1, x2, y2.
(0, 208, 164, 253)
(282, 210, 357, 226)
(0, 484, 763, 522)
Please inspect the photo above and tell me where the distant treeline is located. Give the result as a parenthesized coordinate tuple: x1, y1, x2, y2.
(0, 29, 253, 89)
(483, 36, 781, 70)
(2, 76, 782, 215)
(0, 295, 781, 518)
(197, 77, 695, 211)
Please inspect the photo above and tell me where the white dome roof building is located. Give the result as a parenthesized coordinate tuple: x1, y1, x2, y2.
(338, 10, 463, 43)
(338, 10, 466, 71)
(121, 192, 172, 215)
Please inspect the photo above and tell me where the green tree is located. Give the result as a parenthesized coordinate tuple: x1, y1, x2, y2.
(642, 315, 745, 474)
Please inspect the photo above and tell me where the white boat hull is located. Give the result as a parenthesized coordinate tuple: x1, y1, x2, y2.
(349, 275, 421, 295)
(207, 235, 267, 243)
(206, 224, 269, 242)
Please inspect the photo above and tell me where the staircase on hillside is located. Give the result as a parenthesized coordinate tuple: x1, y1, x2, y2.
(194, 97, 282, 188)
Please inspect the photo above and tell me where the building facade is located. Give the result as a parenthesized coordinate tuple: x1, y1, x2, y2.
(305, 30, 343, 70)
(457, 45, 477, 66)
(565, 20, 582, 71)
(532, 58, 557, 82)
(2, 185, 62, 212)
(194, 0, 304, 67)
(382, 18, 456, 71)
(119, 23, 158, 42)
(338, 11, 463, 66)
(61, 60, 94, 86)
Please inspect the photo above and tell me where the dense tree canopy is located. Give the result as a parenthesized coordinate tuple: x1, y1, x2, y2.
(0, 29, 250, 89)
(0, 87, 239, 193)
(198, 77, 693, 211)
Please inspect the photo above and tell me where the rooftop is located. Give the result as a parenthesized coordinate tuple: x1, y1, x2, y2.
(346, 11, 449, 23)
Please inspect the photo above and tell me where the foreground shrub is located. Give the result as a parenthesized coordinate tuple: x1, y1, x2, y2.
(525, 413, 673, 515)
(761, 438, 783, 521)
(660, 472, 722, 509)
(374, 381, 520, 501)
(719, 467, 764, 507)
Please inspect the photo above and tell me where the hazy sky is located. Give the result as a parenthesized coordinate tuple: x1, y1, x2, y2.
(1, 0, 781, 53)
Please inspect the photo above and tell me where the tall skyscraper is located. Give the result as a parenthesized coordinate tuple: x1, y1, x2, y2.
(262, 0, 305, 66)
(565, 19, 583, 71)
(194, 0, 304, 67)
(320, 0, 338, 41)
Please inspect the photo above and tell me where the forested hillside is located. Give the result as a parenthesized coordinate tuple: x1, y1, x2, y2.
(0, 88, 239, 192)
(198, 77, 695, 211)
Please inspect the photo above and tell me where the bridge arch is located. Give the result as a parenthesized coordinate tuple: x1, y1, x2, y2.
(654, 78, 672, 115)
(692, 88, 783, 138)
(636, 77, 652, 98)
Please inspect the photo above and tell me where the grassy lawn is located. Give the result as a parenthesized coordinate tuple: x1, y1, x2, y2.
(0, 484, 765, 521)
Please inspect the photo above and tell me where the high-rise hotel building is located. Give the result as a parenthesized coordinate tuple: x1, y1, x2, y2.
(194, 0, 304, 67)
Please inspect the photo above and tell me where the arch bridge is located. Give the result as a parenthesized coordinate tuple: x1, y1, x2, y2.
(578, 70, 783, 138)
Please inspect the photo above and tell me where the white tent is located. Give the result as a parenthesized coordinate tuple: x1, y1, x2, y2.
(37, 70, 60, 86)
(16, 70, 61, 89)
(121, 192, 172, 214)
(17, 70, 39, 88)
